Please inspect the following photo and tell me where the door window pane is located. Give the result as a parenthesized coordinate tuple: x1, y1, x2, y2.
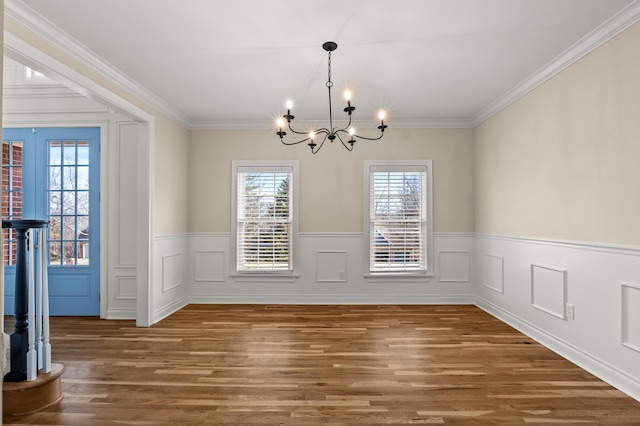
(77, 166, 89, 190)
(77, 141, 89, 165)
(63, 191, 76, 214)
(63, 142, 75, 165)
(63, 241, 76, 265)
(62, 166, 76, 190)
(49, 241, 62, 265)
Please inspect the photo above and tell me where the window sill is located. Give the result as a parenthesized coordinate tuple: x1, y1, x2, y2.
(229, 272, 300, 283)
(364, 273, 433, 283)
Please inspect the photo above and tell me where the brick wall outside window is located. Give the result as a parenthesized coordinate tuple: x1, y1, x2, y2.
(2, 142, 23, 265)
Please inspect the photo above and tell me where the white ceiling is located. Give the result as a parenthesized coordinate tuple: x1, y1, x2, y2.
(9, 0, 639, 129)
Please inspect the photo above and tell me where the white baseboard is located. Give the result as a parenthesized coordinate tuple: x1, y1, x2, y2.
(152, 296, 189, 324)
(105, 309, 136, 320)
(476, 296, 640, 403)
(188, 294, 476, 305)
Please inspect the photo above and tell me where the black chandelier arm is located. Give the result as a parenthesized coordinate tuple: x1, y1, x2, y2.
(352, 126, 387, 141)
(332, 128, 353, 139)
(334, 131, 355, 152)
(279, 128, 332, 147)
(309, 132, 330, 154)
(331, 113, 354, 134)
(279, 136, 312, 146)
(285, 120, 311, 136)
(283, 120, 333, 138)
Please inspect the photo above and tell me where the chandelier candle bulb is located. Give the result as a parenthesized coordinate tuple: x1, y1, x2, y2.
(276, 118, 286, 137)
(308, 131, 317, 150)
(378, 111, 387, 129)
(348, 127, 356, 147)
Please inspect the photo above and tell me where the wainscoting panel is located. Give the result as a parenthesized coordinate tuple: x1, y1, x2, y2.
(162, 254, 182, 293)
(115, 122, 139, 267)
(153, 235, 189, 323)
(530, 264, 567, 320)
(115, 275, 136, 300)
(483, 253, 504, 294)
(621, 281, 640, 353)
(475, 234, 640, 402)
(194, 251, 225, 282)
(185, 232, 475, 305)
(106, 273, 137, 319)
(316, 251, 348, 282)
(438, 251, 470, 282)
(104, 121, 140, 320)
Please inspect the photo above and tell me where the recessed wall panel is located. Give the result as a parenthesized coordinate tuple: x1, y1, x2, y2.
(531, 264, 567, 320)
(116, 123, 139, 266)
(439, 250, 470, 282)
(316, 251, 347, 282)
(621, 281, 640, 353)
(194, 251, 225, 282)
(162, 253, 182, 292)
(115, 276, 136, 300)
(49, 274, 90, 298)
(483, 253, 504, 293)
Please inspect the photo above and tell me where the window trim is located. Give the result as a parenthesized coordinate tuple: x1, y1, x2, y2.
(230, 160, 299, 281)
(363, 160, 434, 281)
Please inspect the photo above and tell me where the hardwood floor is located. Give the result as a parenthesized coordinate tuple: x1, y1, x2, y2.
(4, 304, 640, 424)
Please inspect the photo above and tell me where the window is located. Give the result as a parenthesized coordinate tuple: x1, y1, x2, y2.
(232, 161, 298, 276)
(365, 160, 433, 278)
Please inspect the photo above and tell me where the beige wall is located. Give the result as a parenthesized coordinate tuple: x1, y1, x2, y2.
(154, 118, 190, 235)
(189, 127, 475, 233)
(474, 21, 640, 246)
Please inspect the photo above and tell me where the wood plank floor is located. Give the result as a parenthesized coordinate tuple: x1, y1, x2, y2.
(4, 304, 640, 424)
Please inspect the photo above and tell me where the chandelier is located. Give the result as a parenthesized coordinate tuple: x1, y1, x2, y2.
(276, 41, 387, 154)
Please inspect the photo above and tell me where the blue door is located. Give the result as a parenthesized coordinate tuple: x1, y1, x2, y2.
(2, 127, 100, 316)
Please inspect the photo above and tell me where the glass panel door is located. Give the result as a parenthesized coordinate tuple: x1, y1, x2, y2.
(2, 127, 100, 315)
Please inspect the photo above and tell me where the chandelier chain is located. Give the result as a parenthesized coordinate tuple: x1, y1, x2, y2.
(327, 51, 333, 88)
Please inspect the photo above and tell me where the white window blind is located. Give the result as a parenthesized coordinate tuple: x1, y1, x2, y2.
(236, 168, 292, 272)
(369, 166, 427, 272)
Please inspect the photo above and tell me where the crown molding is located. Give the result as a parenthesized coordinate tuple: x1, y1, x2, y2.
(5, 0, 639, 131)
(390, 118, 474, 129)
(4, 0, 192, 128)
(189, 118, 475, 131)
(189, 120, 280, 131)
(471, 0, 640, 127)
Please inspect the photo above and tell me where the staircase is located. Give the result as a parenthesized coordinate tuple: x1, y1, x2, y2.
(2, 220, 64, 416)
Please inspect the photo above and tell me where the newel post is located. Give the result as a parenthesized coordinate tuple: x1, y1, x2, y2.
(3, 219, 49, 382)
